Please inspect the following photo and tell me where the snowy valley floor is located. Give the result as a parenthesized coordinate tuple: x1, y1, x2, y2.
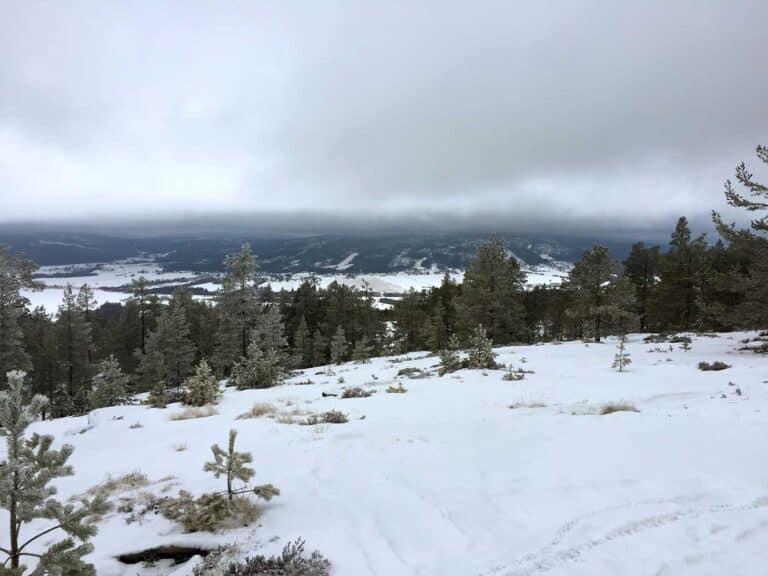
(7, 332, 768, 575)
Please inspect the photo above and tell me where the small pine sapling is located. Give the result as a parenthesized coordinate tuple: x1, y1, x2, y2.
(204, 429, 279, 503)
(467, 325, 498, 369)
(438, 334, 462, 375)
(612, 336, 632, 372)
(503, 366, 525, 381)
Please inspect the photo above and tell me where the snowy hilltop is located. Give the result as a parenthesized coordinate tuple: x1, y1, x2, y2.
(5, 331, 768, 575)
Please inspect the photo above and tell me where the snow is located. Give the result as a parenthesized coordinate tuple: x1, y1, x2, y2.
(25, 260, 569, 312)
(4, 333, 768, 575)
(331, 252, 359, 271)
(21, 287, 129, 312)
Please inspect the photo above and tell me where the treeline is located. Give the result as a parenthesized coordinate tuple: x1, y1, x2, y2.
(0, 145, 766, 417)
(392, 214, 762, 350)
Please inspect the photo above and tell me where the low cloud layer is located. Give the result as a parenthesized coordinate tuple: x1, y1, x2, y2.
(1, 1, 765, 236)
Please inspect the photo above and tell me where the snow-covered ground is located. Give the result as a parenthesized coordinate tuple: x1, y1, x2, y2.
(5, 333, 768, 575)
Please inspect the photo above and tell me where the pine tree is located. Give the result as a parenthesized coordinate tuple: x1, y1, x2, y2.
(214, 243, 259, 375)
(330, 325, 348, 365)
(89, 355, 129, 409)
(138, 300, 196, 392)
(712, 145, 768, 327)
(312, 328, 328, 366)
(421, 301, 448, 352)
(0, 247, 38, 384)
(183, 359, 220, 406)
(653, 217, 707, 330)
(22, 306, 57, 412)
(466, 324, 498, 369)
(459, 237, 527, 344)
(612, 336, 632, 372)
(566, 245, 635, 342)
(351, 335, 371, 363)
(0, 371, 103, 575)
(291, 315, 311, 368)
(231, 304, 287, 389)
(130, 276, 157, 356)
(148, 380, 168, 408)
(55, 284, 94, 415)
(623, 242, 661, 331)
(232, 341, 283, 389)
(204, 429, 255, 501)
(438, 334, 462, 374)
(76, 284, 97, 365)
(252, 304, 288, 362)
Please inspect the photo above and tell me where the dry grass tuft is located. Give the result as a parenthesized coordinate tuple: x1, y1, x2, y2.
(509, 401, 547, 410)
(79, 471, 149, 501)
(599, 402, 640, 415)
(169, 405, 219, 421)
(237, 402, 278, 419)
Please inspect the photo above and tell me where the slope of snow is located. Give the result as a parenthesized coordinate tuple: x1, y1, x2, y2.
(331, 252, 359, 271)
(4, 333, 768, 575)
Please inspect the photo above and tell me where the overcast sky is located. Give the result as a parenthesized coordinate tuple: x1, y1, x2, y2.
(0, 1, 765, 237)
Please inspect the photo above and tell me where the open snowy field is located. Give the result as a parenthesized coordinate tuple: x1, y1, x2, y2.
(23, 263, 568, 312)
(6, 332, 767, 575)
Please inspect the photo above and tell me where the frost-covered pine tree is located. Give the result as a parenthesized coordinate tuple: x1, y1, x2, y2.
(0, 247, 38, 384)
(89, 355, 129, 409)
(1, 371, 103, 575)
(232, 305, 288, 389)
(467, 324, 498, 369)
(330, 326, 348, 365)
(232, 342, 283, 389)
(438, 334, 462, 374)
(204, 429, 255, 501)
(183, 359, 220, 406)
(612, 335, 632, 372)
(351, 335, 371, 363)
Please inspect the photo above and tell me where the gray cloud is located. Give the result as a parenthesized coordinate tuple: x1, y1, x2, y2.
(0, 1, 765, 236)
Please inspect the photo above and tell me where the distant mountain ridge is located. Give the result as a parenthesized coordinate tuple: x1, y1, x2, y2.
(1, 232, 637, 273)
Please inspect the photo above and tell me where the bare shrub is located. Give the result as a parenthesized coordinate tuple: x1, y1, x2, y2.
(301, 410, 348, 425)
(193, 538, 330, 576)
(698, 361, 731, 371)
(341, 387, 373, 399)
